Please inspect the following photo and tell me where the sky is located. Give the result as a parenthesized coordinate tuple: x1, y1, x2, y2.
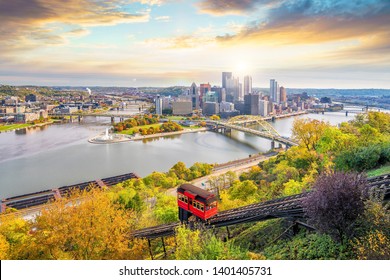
(0, 0, 389, 88)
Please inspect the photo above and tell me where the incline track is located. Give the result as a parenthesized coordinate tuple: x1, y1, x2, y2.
(130, 173, 390, 239)
(1, 172, 139, 211)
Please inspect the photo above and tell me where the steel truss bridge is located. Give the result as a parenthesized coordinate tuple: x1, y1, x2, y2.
(210, 115, 298, 147)
(130, 173, 390, 239)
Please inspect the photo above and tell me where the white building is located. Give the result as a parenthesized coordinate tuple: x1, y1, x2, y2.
(155, 95, 163, 115)
(259, 100, 269, 116)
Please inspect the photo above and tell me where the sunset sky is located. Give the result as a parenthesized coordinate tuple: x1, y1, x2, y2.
(0, 0, 389, 88)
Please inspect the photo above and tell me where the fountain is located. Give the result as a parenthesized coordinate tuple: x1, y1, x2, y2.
(88, 127, 130, 144)
(101, 128, 113, 141)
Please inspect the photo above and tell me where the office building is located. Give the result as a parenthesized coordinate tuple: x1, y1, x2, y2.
(225, 76, 240, 102)
(203, 102, 219, 116)
(244, 94, 260, 115)
(155, 95, 163, 115)
(270, 79, 280, 104)
(244, 76, 252, 95)
(259, 100, 269, 116)
(222, 72, 232, 89)
(280, 86, 287, 103)
(189, 82, 199, 110)
(211, 86, 224, 103)
(173, 101, 192, 115)
(199, 83, 211, 108)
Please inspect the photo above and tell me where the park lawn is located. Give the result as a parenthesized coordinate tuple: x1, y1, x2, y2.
(0, 123, 31, 132)
(367, 164, 390, 177)
(166, 116, 187, 120)
(119, 123, 162, 135)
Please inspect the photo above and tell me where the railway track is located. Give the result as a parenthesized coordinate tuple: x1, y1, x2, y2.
(1, 172, 139, 211)
(131, 174, 390, 239)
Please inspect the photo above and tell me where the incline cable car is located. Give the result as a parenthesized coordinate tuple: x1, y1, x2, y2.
(177, 184, 218, 222)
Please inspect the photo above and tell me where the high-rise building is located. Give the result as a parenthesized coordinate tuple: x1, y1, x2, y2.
(202, 91, 218, 103)
(189, 82, 199, 110)
(226, 76, 240, 102)
(270, 79, 280, 104)
(244, 76, 252, 95)
(155, 95, 163, 115)
(199, 83, 211, 108)
(222, 72, 232, 89)
(211, 86, 224, 103)
(280, 86, 287, 103)
(259, 100, 269, 116)
(244, 94, 260, 115)
(203, 102, 219, 115)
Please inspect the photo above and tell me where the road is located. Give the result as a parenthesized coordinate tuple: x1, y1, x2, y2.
(166, 153, 278, 196)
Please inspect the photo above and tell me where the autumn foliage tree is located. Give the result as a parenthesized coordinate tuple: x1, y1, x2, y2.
(292, 119, 329, 151)
(302, 172, 368, 242)
(26, 189, 139, 260)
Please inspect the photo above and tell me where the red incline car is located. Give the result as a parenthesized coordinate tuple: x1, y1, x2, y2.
(177, 184, 218, 222)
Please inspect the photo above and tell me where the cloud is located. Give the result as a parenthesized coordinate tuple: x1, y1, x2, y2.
(0, 0, 150, 54)
(155, 16, 171, 22)
(137, 0, 167, 5)
(144, 34, 217, 50)
(197, 0, 278, 15)
(215, 0, 390, 52)
(65, 28, 91, 37)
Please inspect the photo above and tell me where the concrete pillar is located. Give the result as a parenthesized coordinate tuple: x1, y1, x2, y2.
(271, 140, 275, 149)
(1, 202, 6, 213)
(52, 189, 62, 200)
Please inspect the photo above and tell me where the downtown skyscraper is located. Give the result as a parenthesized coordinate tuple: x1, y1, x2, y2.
(244, 75, 252, 95)
(270, 79, 280, 104)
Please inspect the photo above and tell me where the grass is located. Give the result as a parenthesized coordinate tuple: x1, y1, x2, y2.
(166, 116, 187, 120)
(119, 123, 161, 135)
(0, 123, 31, 132)
(367, 164, 390, 177)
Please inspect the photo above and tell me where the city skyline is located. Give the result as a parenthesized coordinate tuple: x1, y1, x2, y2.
(1, 0, 389, 88)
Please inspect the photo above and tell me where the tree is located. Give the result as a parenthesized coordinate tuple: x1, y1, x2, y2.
(0, 234, 9, 259)
(153, 194, 178, 224)
(0, 215, 31, 259)
(352, 188, 390, 259)
(174, 225, 248, 260)
(366, 112, 390, 134)
(302, 172, 368, 241)
(228, 180, 258, 202)
(292, 119, 329, 151)
(28, 189, 135, 259)
(170, 162, 191, 180)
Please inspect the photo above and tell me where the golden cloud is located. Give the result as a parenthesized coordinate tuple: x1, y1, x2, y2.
(0, 0, 150, 54)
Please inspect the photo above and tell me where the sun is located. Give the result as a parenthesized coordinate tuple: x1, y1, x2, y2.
(234, 62, 251, 76)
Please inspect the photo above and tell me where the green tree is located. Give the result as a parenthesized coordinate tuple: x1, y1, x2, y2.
(228, 180, 258, 201)
(292, 119, 329, 151)
(153, 194, 178, 224)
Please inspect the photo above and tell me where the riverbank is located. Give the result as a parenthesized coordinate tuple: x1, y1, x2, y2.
(0, 121, 54, 134)
(131, 127, 208, 141)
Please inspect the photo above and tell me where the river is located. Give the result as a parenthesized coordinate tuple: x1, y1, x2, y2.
(0, 110, 357, 199)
